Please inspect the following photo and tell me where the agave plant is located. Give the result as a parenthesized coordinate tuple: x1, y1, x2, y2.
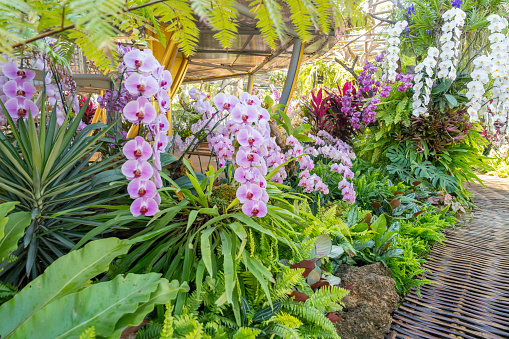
(0, 94, 122, 286)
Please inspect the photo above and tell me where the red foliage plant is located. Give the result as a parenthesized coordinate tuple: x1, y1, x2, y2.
(79, 96, 96, 124)
(402, 108, 474, 158)
(303, 82, 366, 143)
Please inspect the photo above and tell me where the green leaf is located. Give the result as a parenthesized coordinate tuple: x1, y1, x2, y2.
(109, 279, 189, 338)
(91, 168, 126, 187)
(313, 234, 332, 258)
(252, 302, 282, 322)
(0, 238, 130, 338)
(201, 226, 217, 278)
(12, 273, 163, 339)
(444, 94, 458, 108)
(0, 211, 31, 262)
(220, 230, 235, 304)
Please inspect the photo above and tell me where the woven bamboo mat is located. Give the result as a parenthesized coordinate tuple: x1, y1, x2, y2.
(388, 175, 509, 339)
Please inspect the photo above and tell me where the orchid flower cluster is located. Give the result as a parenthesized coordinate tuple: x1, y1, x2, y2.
(411, 47, 440, 117)
(437, 7, 466, 79)
(0, 60, 37, 124)
(294, 131, 357, 203)
(174, 87, 360, 216)
(386, 20, 408, 81)
(353, 56, 413, 127)
(119, 47, 173, 217)
(385, 3, 469, 117)
(466, 15, 509, 125)
(176, 89, 272, 216)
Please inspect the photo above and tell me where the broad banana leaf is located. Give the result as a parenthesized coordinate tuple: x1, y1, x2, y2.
(0, 237, 130, 338)
(11, 273, 163, 339)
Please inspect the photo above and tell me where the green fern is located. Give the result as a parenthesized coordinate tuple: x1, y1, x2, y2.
(281, 301, 340, 338)
(79, 326, 96, 339)
(136, 323, 163, 339)
(0, 281, 17, 304)
(306, 286, 349, 313)
(250, 0, 286, 49)
(232, 327, 261, 338)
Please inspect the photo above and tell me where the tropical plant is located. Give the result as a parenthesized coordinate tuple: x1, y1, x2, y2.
(0, 202, 31, 304)
(0, 96, 122, 286)
(356, 89, 413, 164)
(386, 205, 456, 295)
(0, 237, 189, 339)
(78, 162, 311, 320)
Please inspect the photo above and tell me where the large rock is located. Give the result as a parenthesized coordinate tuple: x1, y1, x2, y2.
(334, 262, 399, 339)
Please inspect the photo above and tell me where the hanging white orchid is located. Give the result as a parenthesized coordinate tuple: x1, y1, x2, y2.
(437, 7, 466, 80)
(386, 20, 408, 82)
(465, 14, 509, 124)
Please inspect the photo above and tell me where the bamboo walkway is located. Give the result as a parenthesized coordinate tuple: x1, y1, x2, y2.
(388, 175, 509, 339)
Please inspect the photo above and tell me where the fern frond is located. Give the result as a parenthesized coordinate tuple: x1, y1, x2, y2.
(79, 326, 96, 339)
(282, 301, 339, 337)
(275, 311, 303, 328)
(283, 0, 314, 42)
(250, 0, 286, 49)
(160, 302, 175, 339)
(232, 327, 262, 338)
(135, 323, 163, 339)
(306, 286, 349, 312)
(271, 323, 302, 339)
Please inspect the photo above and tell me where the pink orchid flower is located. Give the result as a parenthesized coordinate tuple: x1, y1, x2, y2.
(152, 149, 162, 171)
(256, 107, 270, 122)
(3, 78, 36, 99)
(156, 114, 170, 133)
(331, 163, 347, 174)
(286, 136, 299, 147)
(124, 49, 158, 73)
(316, 182, 329, 194)
(344, 168, 355, 179)
(125, 73, 159, 98)
(299, 170, 310, 179)
(270, 174, 284, 184)
(240, 92, 261, 106)
(189, 87, 207, 100)
(214, 93, 239, 112)
(77, 121, 88, 131)
(234, 167, 255, 184)
(242, 199, 267, 217)
(155, 67, 172, 90)
(5, 97, 38, 121)
(122, 159, 154, 180)
(343, 193, 356, 203)
(123, 97, 157, 124)
(237, 126, 263, 147)
(154, 191, 162, 204)
(156, 90, 171, 113)
(338, 178, 350, 189)
(255, 175, 268, 189)
(236, 183, 263, 203)
(130, 197, 158, 217)
(154, 131, 168, 153)
(153, 170, 163, 189)
(123, 136, 153, 161)
(128, 178, 157, 199)
(231, 104, 257, 124)
(2, 62, 35, 81)
(293, 145, 304, 156)
(236, 149, 261, 168)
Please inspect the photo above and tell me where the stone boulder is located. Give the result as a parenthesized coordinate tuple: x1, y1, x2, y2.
(334, 262, 399, 339)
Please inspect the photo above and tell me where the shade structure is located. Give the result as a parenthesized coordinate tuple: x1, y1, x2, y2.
(183, 2, 339, 83)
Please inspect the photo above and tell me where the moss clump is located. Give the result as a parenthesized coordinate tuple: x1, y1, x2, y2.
(210, 184, 238, 213)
